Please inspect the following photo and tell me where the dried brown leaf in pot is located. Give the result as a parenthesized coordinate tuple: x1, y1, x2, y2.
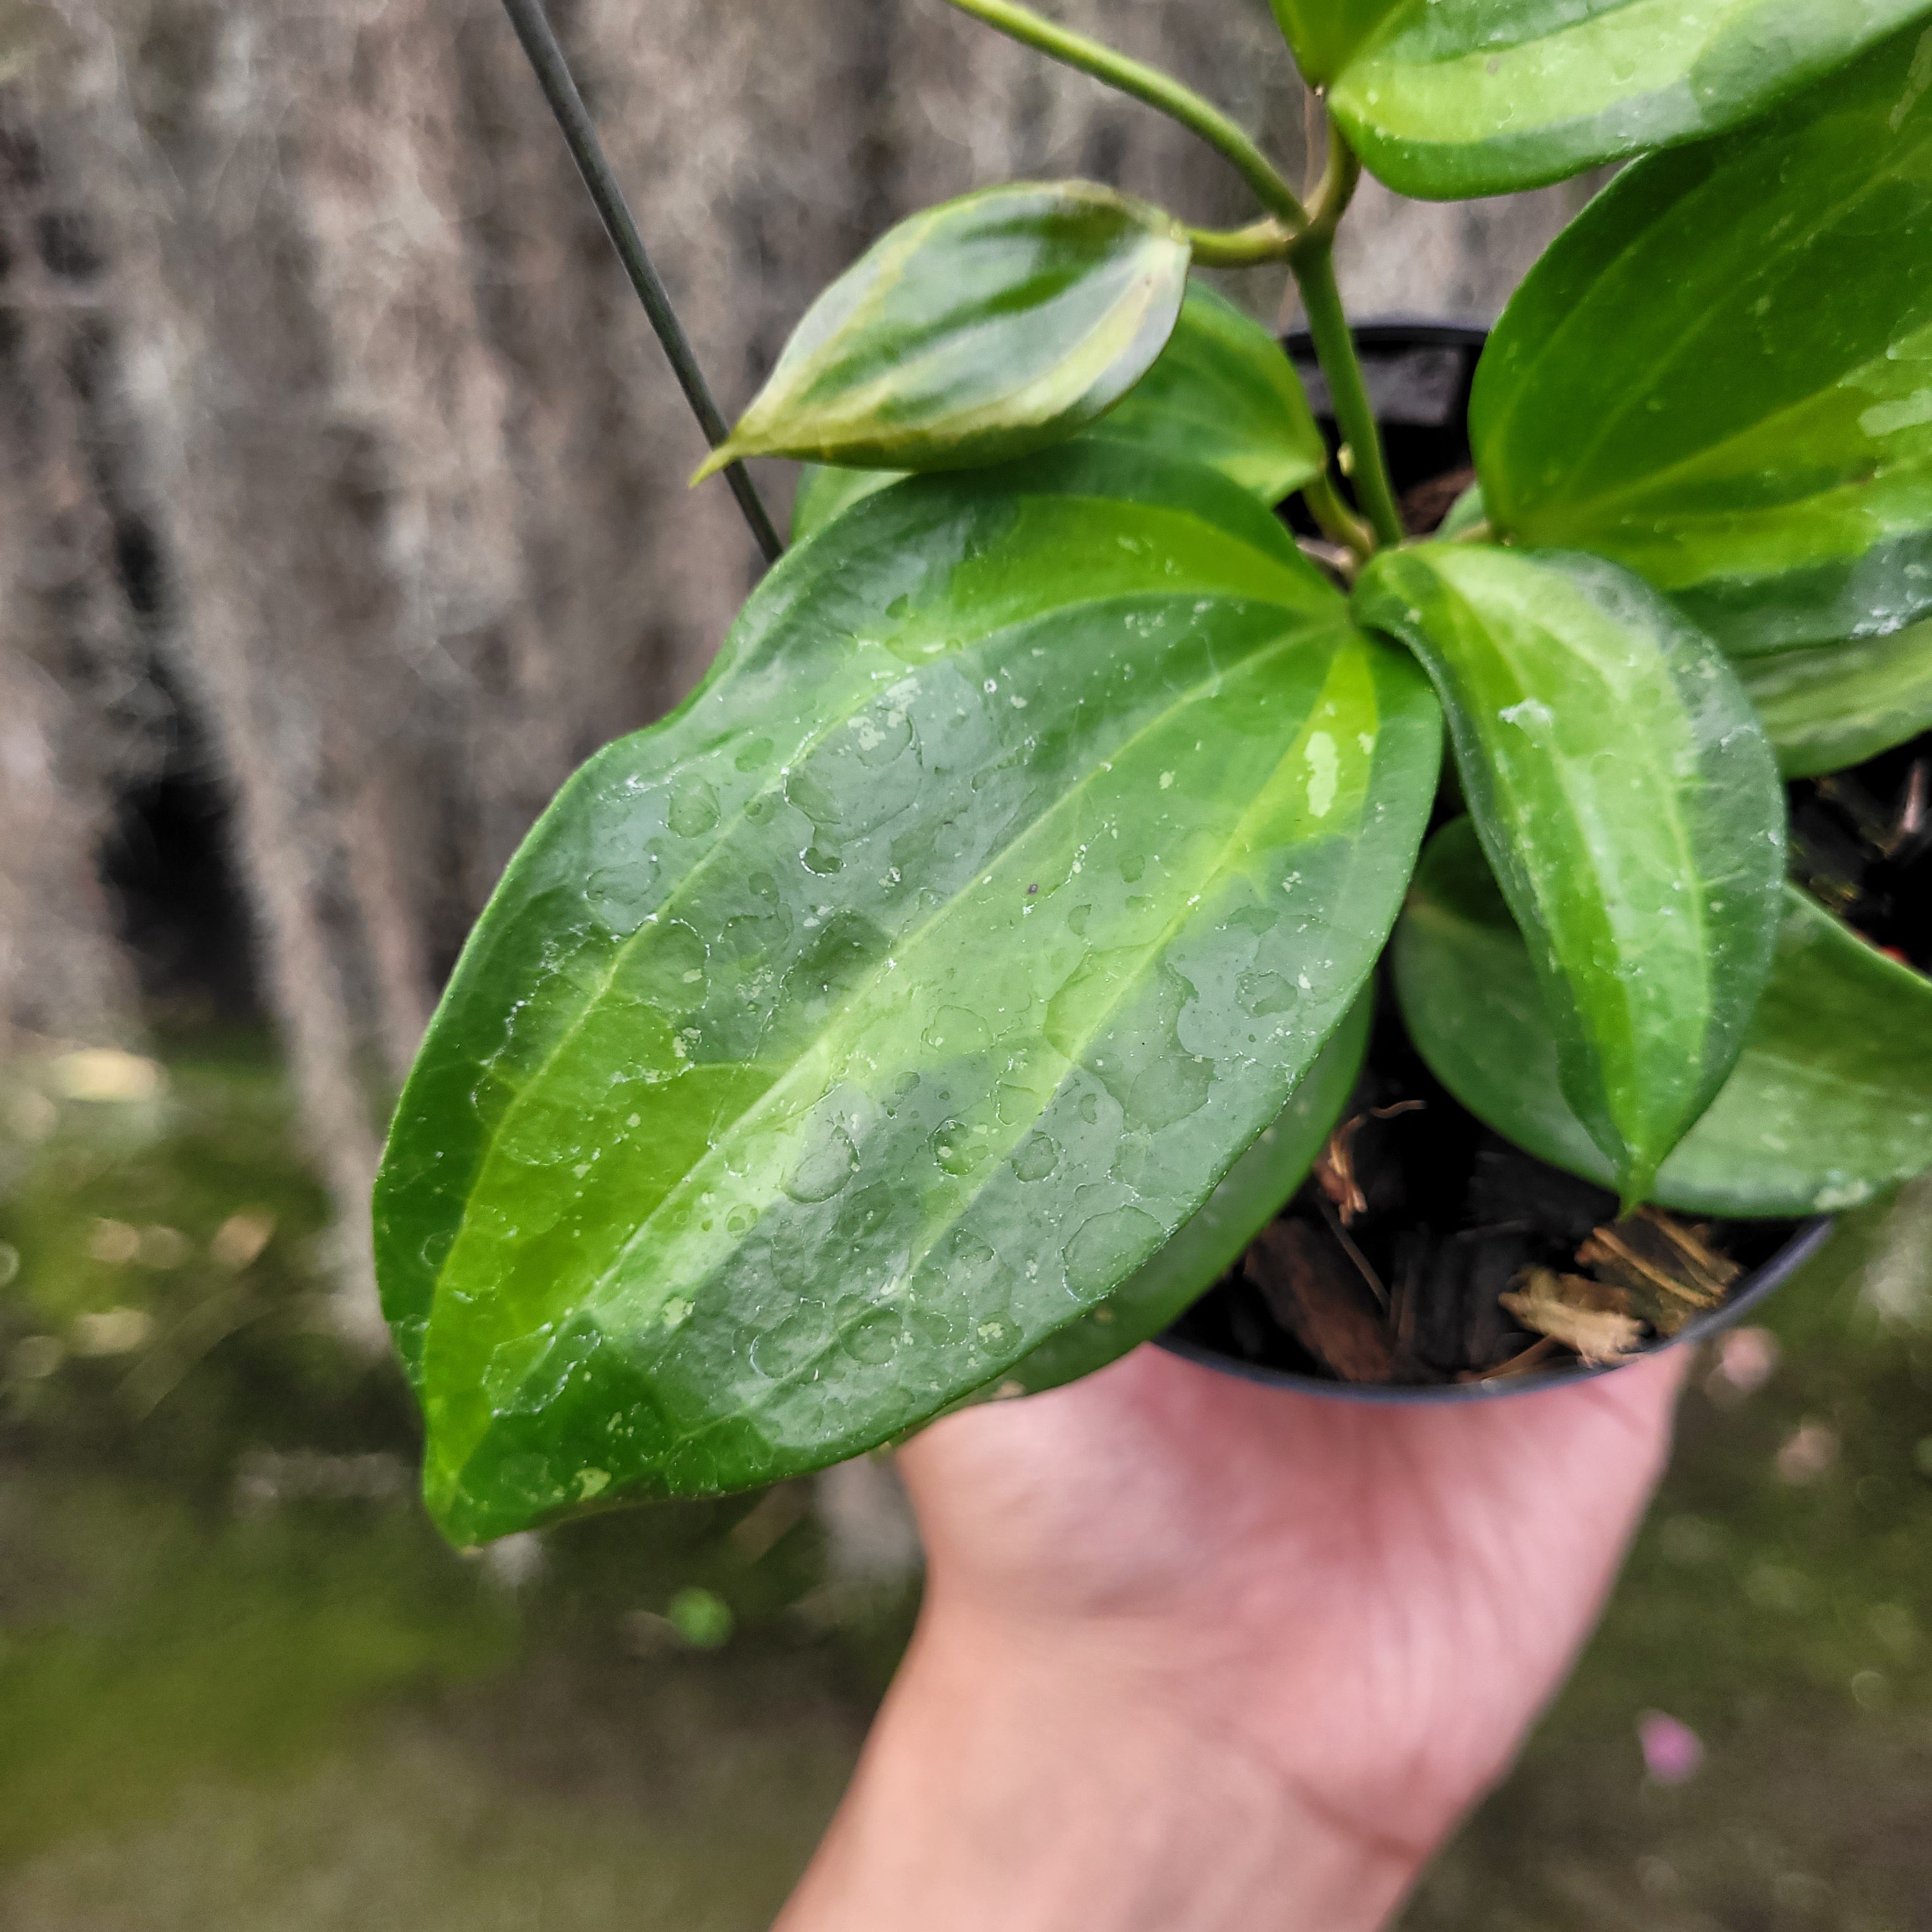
(1576, 1208, 1739, 1336)
(1499, 1268, 1647, 1368)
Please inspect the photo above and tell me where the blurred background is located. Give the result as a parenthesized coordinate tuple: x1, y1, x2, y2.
(1, 2, 1928, 1926)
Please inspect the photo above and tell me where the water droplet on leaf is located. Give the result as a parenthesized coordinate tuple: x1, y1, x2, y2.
(930, 1118, 988, 1176)
(785, 1121, 859, 1202)
(1062, 1205, 1163, 1296)
(1011, 1133, 1059, 1182)
(668, 776, 721, 838)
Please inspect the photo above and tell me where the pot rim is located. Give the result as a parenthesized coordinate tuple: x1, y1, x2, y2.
(1282, 318, 1491, 354)
(1157, 1215, 1835, 1404)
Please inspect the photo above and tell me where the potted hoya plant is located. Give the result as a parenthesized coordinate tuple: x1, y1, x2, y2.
(377, 0, 1932, 1545)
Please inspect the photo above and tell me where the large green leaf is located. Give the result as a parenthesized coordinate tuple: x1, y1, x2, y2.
(696, 181, 1189, 479)
(377, 444, 1441, 1542)
(789, 282, 1324, 544)
(1473, 27, 1932, 654)
(1739, 622, 1932, 778)
(1353, 544, 1786, 1205)
(1327, 1, 1932, 199)
(1395, 819, 1932, 1216)
(1267, 1, 1404, 91)
(996, 986, 1371, 1399)
(791, 463, 898, 544)
(1094, 282, 1324, 502)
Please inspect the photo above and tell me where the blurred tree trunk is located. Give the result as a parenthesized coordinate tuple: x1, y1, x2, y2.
(0, 0, 1583, 1330)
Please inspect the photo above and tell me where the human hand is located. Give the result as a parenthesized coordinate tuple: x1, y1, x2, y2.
(778, 1341, 1686, 1931)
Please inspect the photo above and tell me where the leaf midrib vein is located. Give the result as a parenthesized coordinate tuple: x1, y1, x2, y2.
(583, 635, 1395, 1466)
(1427, 569, 1715, 1105)
(425, 565, 1332, 1380)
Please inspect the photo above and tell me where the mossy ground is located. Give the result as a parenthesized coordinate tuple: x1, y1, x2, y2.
(1, 1039, 1926, 1929)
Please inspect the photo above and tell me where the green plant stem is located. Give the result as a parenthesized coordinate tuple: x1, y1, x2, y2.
(1292, 115, 1362, 257)
(1186, 219, 1295, 268)
(1292, 243, 1404, 551)
(1301, 471, 1376, 564)
(940, 0, 1308, 229)
(498, 0, 784, 565)
(1285, 114, 1397, 555)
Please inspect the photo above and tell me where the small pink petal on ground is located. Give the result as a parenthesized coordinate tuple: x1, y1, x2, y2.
(1638, 1711, 1705, 1785)
(1708, 1326, 1780, 1401)
(1776, 1420, 1841, 1485)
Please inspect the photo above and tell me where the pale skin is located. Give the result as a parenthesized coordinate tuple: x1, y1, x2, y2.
(776, 1342, 1688, 1931)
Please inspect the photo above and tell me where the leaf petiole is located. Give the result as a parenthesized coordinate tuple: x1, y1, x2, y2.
(1186, 218, 1296, 268)
(1292, 233, 1404, 551)
(1290, 104, 1361, 258)
(939, 0, 1308, 230)
(1301, 470, 1375, 571)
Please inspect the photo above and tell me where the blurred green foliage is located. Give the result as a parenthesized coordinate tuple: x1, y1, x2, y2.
(1, 1038, 1927, 1928)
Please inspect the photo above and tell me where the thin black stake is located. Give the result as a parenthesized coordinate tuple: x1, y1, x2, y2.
(500, 0, 785, 565)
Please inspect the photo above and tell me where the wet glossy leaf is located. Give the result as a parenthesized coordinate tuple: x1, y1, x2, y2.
(1473, 28, 1932, 654)
(696, 181, 1189, 479)
(994, 988, 1371, 1399)
(1738, 621, 1932, 777)
(790, 462, 894, 542)
(1395, 819, 1932, 1216)
(1095, 282, 1324, 502)
(789, 283, 1324, 543)
(1268, 0, 1402, 86)
(378, 444, 1441, 1541)
(1353, 544, 1786, 1205)
(1327, 1, 1932, 199)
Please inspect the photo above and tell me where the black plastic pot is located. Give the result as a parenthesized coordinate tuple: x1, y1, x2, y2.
(1160, 1219, 1834, 1404)
(1156, 318, 1834, 1404)
(1282, 319, 1491, 513)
